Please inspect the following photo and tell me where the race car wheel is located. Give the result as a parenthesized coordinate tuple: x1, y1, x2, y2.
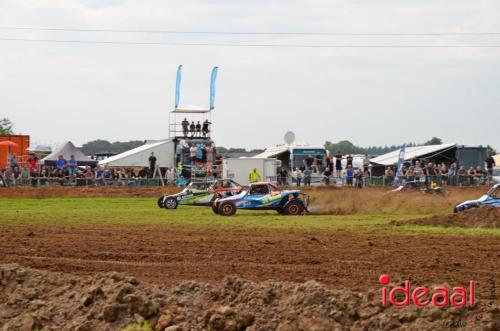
(284, 200, 304, 215)
(218, 201, 236, 216)
(164, 197, 178, 209)
(212, 204, 219, 214)
(157, 196, 165, 208)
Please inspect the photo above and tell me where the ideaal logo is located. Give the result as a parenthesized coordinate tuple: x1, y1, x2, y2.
(379, 274, 475, 307)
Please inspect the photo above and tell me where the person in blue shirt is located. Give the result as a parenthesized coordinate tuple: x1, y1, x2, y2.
(56, 155, 66, 171)
(346, 164, 354, 186)
(67, 155, 77, 175)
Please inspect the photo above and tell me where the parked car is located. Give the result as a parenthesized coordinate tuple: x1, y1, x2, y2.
(454, 183, 500, 212)
(212, 182, 309, 216)
(158, 179, 242, 209)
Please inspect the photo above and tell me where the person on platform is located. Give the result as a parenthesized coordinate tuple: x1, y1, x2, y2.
(181, 118, 189, 138)
(202, 119, 211, 137)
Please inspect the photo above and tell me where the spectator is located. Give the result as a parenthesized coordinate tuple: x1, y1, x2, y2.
(149, 152, 157, 178)
(202, 119, 211, 137)
(21, 167, 30, 185)
(467, 166, 477, 186)
(475, 166, 484, 185)
(84, 166, 94, 185)
(448, 162, 458, 186)
(355, 168, 364, 188)
(95, 165, 106, 186)
(67, 155, 77, 176)
(405, 166, 415, 182)
(426, 162, 439, 187)
(439, 164, 448, 185)
(280, 167, 288, 186)
(363, 154, 370, 175)
(181, 118, 189, 137)
(346, 164, 354, 186)
(295, 168, 302, 186)
(249, 168, 261, 183)
(189, 121, 196, 137)
(384, 166, 394, 185)
(56, 155, 66, 171)
(8, 154, 18, 170)
(323, 167, 331, 186)
(27, 153, 39, 176)
(3, 167, 14, 187)
(303, 167, 312, 187)
(346, 154, 353, 168)
(189, 144, 197, 163)
(13, 167, 20, 185)
(335, 151, 342, 178)
(195, 121, 202, 137)
(485, 155, 496, 185)
(166, 167, 175, 184)
(457, 165, 466, 186)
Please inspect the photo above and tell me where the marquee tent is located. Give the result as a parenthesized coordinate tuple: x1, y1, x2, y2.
(370, 144, 457, 166)
(40, 141, 96, 166)
(99, 140, 175, 168)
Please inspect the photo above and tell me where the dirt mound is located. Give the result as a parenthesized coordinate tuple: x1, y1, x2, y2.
(0, 186, 178, 199)
(1, 264, 497, 331)
(392, 206, 500, 228)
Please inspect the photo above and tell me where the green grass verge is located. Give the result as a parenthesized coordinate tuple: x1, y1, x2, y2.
(0, 198, 498, 236)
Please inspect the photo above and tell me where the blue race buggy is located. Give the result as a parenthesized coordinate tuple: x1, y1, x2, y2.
(212, 182, 310, 216)
(454, 183, 500, 213)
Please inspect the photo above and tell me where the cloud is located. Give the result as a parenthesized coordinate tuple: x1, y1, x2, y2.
(0, 0, 499, 151)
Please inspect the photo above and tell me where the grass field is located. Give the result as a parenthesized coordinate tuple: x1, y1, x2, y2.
(1, 193, 499, 301)
(1, 197, 499, 236)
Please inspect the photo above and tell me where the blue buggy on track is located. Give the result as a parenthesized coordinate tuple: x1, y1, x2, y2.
(212, 182, 310, 216)
(454, 184, 500, 213)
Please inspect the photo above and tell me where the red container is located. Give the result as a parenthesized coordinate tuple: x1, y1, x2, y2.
(0, 135, 30, 169)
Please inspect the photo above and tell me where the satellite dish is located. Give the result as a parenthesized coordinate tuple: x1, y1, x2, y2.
(284, 131, 295, 145)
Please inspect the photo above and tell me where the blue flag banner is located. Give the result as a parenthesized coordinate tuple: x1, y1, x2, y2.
(175, 65, 182, 108)
(209, 66, 219, 110)
(394, 144, 406, 184)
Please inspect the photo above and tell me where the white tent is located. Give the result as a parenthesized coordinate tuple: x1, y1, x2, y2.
(370, 144, 456, 166)
(40, 141, 96, 166)
(99, 140, 175, 168)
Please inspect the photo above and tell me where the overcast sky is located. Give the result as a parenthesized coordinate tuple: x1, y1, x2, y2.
(1, 0, 499, 150)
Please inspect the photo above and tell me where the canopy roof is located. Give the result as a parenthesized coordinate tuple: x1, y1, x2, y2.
(171, 108, 211, 114)
(99, 140, 175, 168)
(370, 143, 457, 166)
(40, 141, 96, 166)
(252, 145, 290, 159)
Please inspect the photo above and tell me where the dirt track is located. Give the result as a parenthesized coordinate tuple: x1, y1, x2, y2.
(0, 225, 498, 300)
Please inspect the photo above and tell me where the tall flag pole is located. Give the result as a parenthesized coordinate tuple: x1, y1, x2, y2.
(209, 66, 219, 110)
(174, 65, 182, 109)
(394, 144, 406, 185)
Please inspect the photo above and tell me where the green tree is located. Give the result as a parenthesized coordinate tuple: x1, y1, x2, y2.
(0, 118, 14, 135)
(81, 139, 144, 154)
(423, 137, 443, 145)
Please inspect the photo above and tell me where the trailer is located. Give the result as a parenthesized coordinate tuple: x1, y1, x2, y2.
(223, 158, 280, 185)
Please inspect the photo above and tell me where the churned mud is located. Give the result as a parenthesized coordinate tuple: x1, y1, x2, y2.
(392, 206, 500, 228)
(1, 264, 498, 330)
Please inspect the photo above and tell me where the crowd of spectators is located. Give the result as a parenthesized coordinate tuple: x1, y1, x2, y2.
(1, 150, 496, 189)
(0, 152, 183, 187)
(277, 151, 497, 189)
(385, 157, 497, 187)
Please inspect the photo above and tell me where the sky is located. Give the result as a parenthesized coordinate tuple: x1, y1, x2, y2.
(1, 0, 499, 151)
